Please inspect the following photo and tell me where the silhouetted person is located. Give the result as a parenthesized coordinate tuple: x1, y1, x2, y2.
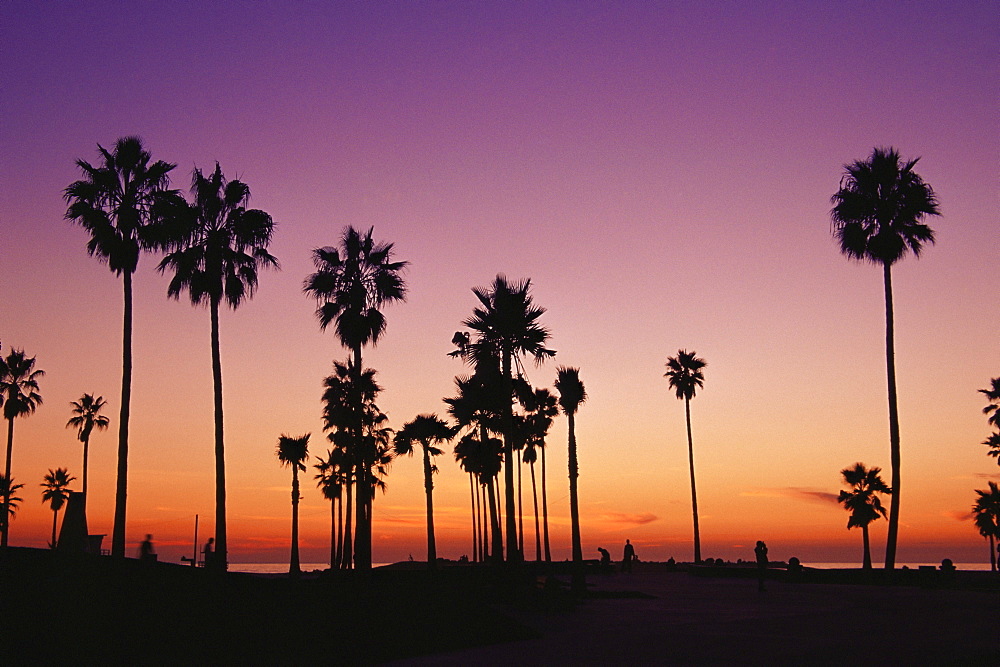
(140, 534, 156, 563)
(754, 540, 768, 591)
(622, 539, 635, 573)
(597, 547, 611, 572)
(203, 537, 215, 568)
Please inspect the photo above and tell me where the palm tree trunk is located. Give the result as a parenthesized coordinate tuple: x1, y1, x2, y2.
(685, 397, 701, 564)
(112, 271, 132, 558)
(568, 411, 584, 592)
(882, 262, 901, 571)
(343, 467, 353, 569)
(290, 468, 300, 576)
(210, 298, 228, 571)
(330, 494, 337, 569)
(501, 350, 518, 563)
(530, 460, 541, 561)
(468, 472, 477, 562)
(423, 446, 436, 568)
(351, 345, 372, 571)
(989, 534, 996, 572)
(541, 446, 551, 562)
(336, 493, 343, 567)
(488, 475, 502, 562)
(862, 524, 872, 570)
(51, 508, 58, 548)
(82, 435, 90, 512)
(517, 451, 524, 555)
(2, 417, 13, 547)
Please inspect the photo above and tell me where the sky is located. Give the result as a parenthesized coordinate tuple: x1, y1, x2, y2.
(1, 0, 996, 567)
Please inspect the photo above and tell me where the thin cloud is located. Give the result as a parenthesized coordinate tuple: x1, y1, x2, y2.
(601, 512, 658, 525)
(742, 487, 840, 505)
(944, 510, 974, 522)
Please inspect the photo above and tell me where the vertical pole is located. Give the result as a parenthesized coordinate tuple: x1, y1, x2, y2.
(192, 514, 199, 567)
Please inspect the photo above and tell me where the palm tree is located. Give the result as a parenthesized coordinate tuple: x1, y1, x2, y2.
(304, 226, 407, 570)
(0, 475, 24, 536)
(555, 366, 586, 589)
(65, 393, 109, 510)
(276, 434, 310, 577)
(1, 348, 44, 547)
(41, 468, 76, 548)
(838, 463, 892, 570)
(314, 449, 346, 569)
(831, 146, 940, 570)
(972, 482, 1000, 572)
(158, 163, 277, 571)
(524, 387, 558, 561)
(65, 136, 180, 558)
(664, 349, 707, 563)
(980, 378, 1000, 429)
(394, 415, 455, 569)
(459, 275, 555, 562)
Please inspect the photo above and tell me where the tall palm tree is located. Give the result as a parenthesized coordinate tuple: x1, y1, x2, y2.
(0, 475, 24, 537)
(555, 366, 586, 589)
(276, 434, 310, 577)
(65, 136, 180, 558)
(394, 415, 455, 569)
(304, 226, 407, 570)
(314, 449, 346, 569)
(65, 393, 109, 510)
(459, 275, 555, 563)
(664, 349, 707, 563)
(831, 146, 940, 570)
(972, 482, 1000, 572)
(1, 348, 44, 547)
(41, 468, 76, 548)
(159, 163, 277, 571)
(980, 377, 1000, 429)
(837, 462, 892, 570)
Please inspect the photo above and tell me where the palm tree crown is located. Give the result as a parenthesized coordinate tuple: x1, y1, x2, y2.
(555, 367, 587, 416)
(831, 146, 940, 266)
(838, 463, 892, 528)
(972, 481, 1000, 571)
(0, 474, 24, 532)
(664, 350, 706, 400)
(277, 434, 311, 472)
(41, 467, 76, 547)
(2, 348, 44, 547)
(979, 377, 1000, 429)
(158, 163, 278, 308)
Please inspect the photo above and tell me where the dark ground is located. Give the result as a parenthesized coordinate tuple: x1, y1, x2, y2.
(3, 549, 998, 665)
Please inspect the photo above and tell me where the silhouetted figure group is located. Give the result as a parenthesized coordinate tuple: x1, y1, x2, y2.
(754, 540, 768, 591)
(622, 539, 636, 573)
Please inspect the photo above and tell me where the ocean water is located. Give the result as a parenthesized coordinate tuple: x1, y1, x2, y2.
(230, 561, 996, 573)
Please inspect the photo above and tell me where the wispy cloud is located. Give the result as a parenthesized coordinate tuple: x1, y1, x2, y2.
(741, 487, 840, 505)
(601, 512, 658, 525)
(944, 509, 974, 522)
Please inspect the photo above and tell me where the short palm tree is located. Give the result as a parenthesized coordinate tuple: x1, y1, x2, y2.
(314, 449, 346, 569)
(41, 468, 76, 548)
(831, 146, 940, 570)
(276, 434, 310, 577)
(1, 348, 44, 547)
(65, 136, 180, 557)
(838, 463, 892, 570)
(664, 349, 706, 563)
(0, 475, 24, 536)
(159, 163, 278, 571)
(459, 275, 555, 563)
(304, 226, 407, 571)
(972, 481, 1000, 572)
(394, 415, 455, 569)
(66, 393, 109, 509)
(555, 366, 586, 589)
(980, 377, 1000, 429)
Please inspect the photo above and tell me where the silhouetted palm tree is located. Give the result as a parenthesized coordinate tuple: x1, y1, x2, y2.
(65, 136, 180, 557)
(664, 349, 707, 563)
(459, 275, 555, 563)
(831, 146, 940, 570)
(555, 366, 586, 589)
(980, 378, 1000, 429)
(276, 434, 310, 577)
(159, 163, 277, 571)
(41, 468, 76, 548)
(0, 475, 24, 536)
(524, 387, 558, 561)
(66, 393, 109, 510)
(972, 481, 1000, 571)
(838, 463, 892, 570)
(304, 226, 407, 570)
(314, 449, 346, 569)
(394, 415, 454, 568)
(1, 348, 44, 547)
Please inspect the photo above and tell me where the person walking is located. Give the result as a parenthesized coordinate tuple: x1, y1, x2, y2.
(622, 539, 636, 573)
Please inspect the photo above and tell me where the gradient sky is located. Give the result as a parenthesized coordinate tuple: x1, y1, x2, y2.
(1, 0, 996, 566)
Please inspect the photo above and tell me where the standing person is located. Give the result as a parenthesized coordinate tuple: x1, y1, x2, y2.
(203, 537, 215, 568)
(622, 539, 636, 573)
(140, 534, 156, 563)
(754, 540, 768, 592)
